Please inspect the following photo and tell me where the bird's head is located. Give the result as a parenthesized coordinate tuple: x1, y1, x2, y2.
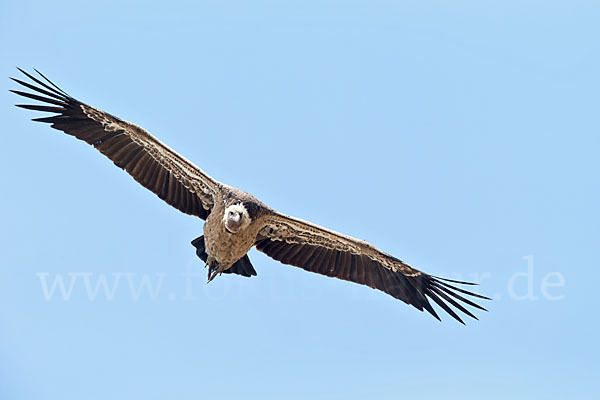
(223, 203, 250, 234)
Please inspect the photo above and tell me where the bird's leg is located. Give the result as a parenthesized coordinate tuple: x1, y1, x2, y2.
(207, 257, 221, 283)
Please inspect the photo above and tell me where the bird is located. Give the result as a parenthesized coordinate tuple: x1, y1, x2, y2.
(11, 68, 489, 323)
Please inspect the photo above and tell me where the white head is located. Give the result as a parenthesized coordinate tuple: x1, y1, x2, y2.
(223, 203, 251, 234)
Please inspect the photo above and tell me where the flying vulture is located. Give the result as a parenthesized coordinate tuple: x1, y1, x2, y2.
(11, 68, 489, 323)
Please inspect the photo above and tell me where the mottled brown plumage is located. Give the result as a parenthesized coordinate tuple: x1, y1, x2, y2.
(11, 69, 489, 323)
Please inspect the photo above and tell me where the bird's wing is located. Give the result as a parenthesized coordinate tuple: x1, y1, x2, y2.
(11, 69, 219, 219)
(255, 212, 489, 323)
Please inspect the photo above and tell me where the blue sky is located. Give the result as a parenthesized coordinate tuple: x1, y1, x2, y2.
(1, 1, 598, 399)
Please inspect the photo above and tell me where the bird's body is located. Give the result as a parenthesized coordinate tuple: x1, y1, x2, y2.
(11, 68, 489, 323)
(203, 187, 267, 279)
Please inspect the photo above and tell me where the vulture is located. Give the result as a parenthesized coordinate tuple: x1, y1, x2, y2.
(11, 68, 489, 323)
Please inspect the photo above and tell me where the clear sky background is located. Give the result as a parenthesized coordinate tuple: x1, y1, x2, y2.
(1, 1, 598, 399)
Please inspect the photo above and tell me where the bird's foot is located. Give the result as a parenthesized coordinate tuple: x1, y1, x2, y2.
(207, 260, 221, 283)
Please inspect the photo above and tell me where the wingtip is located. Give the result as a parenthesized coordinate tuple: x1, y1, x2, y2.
(434, 276, 479, 286)
(33, 68, 71, 97)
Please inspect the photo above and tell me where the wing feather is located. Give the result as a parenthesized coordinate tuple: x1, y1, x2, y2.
(255, 212, 489, 323)
(11, 69, 219, 219)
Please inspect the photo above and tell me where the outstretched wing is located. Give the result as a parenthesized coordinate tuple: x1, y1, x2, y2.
(11, 68, 219, 219)
(255, 212, 489, 323)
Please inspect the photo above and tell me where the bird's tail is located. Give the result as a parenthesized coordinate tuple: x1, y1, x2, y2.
(191, 236, 257, 278)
